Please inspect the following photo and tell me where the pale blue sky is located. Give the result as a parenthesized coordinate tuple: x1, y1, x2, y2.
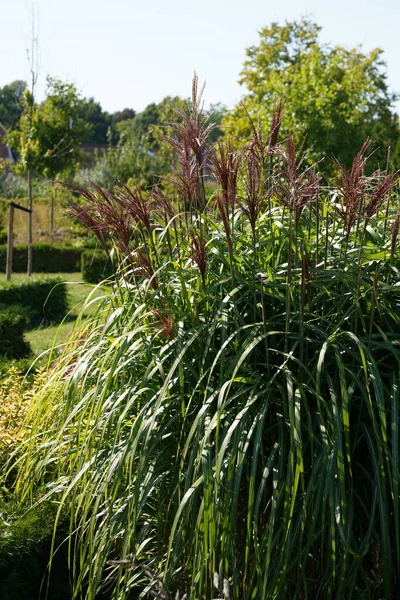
(2, 0, 400, 113)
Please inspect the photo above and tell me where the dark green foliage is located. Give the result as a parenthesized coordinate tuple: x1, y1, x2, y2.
(0, 307, 30, 358)
(0, 302, 35, 327)
(0, 80, 26, 128)
(0, 500, 72, 600)
(111, 108, 136, 125)
(81, 249, 114, 283)
(124, 102, 160, 149)
(0, 231, 7, 245)
(0, 278, 68, 324)
(206, 102, 226, 144)
(77, 97, 112, 144)
(0, 243, 83, 273)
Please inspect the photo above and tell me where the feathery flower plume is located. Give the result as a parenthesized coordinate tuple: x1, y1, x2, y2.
(115, 183, 152, 236)
(150, 310, 174, 340)
(363, 170, 399, 220)
(190, 229, 207, 286)
(132, 249, 158, 290)
(268, 99, 284, 151)
(391, 198, 400, 260)
(274, 136, 320, 225)
(165, 74, 215, 211)
(334, 140, 370, 236)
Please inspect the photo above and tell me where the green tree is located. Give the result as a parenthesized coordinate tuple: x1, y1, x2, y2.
(77, 97, 112, 144)
(207, 102, 226, 144)
(8, 77, 88, 268)
(225, 18, 399, 169)
(0, 80, 26, 128)
(97, 97, 183, 188)
(9, 77, 87, 179)
(111, 107, 136, 124)
(117, 102, 161, 149)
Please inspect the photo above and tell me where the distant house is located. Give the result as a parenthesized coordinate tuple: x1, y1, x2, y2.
(0, 123, 14, 163)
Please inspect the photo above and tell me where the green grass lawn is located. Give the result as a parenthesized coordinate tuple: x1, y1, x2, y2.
(0, 272, 104, 369)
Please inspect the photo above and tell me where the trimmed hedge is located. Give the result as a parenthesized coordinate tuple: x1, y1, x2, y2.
(0, 278, 68, 324)
(81, 250, 114, 284)
(0, 243, 83, 273)
(0, 503, 72, 600)
(0, 307, 30, 358)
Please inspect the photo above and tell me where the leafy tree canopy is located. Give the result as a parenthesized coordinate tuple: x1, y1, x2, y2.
(8, 76, 88, 178)
(76, 97, 112, 144)
(99, 98, 183, 188)
(224, 18, 400, 169)
(207, 102, 226, 144)
(111, 107, 136, 124)
(116, 101, 163, 149)
(0, 80, 26, 128)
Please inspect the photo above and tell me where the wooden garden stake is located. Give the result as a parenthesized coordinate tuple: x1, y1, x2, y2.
(6, 202, 14, 281)
(6, 201, 32, 281)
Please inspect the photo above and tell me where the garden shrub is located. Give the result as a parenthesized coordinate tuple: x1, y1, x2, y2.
(0, 243, 83, 273)
(0, 309, 30, 359)
(0, 278, 68, 324)
(81, 249, 114, 283)
(0, 367, 46, 461)
(0, 230, 7, 245)
(0, 497, 72, 600)
(0, 301, 34, 325)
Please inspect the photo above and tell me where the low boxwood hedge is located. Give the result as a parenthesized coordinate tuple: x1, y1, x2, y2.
(0, 307, 30, 358)
(0, 500, 72, 600)
(81, 249, 114, 284)
(0, 243, 83, 273)
(0, 278, 68, 324)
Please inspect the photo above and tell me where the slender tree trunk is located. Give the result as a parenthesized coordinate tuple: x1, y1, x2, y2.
(27, 168, 33, 277)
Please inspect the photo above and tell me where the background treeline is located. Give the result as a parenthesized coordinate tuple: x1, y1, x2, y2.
(1, 17, 399, 204)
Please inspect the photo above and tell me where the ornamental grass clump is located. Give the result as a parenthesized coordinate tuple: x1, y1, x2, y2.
(6, 77, 400, 599)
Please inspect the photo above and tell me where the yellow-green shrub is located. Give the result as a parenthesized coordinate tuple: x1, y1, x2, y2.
(0, 368, 47, 461)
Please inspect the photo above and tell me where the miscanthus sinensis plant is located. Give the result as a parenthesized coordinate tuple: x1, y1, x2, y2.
(7, 78, 400, 599)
